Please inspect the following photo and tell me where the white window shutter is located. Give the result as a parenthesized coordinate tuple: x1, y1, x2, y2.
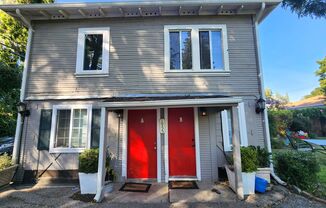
(238, 102, 248, 147)
(221, 110, 231, 151)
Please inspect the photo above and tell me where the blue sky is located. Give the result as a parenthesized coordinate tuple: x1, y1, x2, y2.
(260, 6, 326, 101)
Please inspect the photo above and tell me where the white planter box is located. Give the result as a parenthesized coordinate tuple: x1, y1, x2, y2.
(225, 165, 256, 195)
(256, 167, 271, 183)
(242, 172, 256, 195)
(78, 172, 98, 194)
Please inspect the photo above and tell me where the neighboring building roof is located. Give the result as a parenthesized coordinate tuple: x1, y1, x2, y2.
(0, 0, 281, 25)
(285, 95, 326, 110)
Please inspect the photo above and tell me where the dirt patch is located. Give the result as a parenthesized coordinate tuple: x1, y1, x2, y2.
(70, 191, 95, 203)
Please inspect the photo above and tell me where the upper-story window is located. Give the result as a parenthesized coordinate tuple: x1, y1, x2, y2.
(75, 27, 110, 76)
(164, 25, 229, 73)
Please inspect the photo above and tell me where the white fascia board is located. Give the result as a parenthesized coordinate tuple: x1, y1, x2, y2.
(0, 0, 282, 10)
(99, 97, 243, 108)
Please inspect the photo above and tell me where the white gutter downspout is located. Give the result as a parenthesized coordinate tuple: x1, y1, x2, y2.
(12, 9, 33, 165)
(254, 3, 286, 185)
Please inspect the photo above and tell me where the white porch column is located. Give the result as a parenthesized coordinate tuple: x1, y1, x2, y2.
(231, 105, 244, 199)
(94, 107, 107, 202)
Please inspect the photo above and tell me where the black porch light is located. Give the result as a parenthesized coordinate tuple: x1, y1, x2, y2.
(17, 102, 30, 117)
(255, 97, 266, 114)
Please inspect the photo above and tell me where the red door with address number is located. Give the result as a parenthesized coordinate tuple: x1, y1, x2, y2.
(168, 108, 196, 177)
(127, 109, 157, 179)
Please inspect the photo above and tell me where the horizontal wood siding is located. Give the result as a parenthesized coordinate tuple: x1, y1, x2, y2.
(21, 100, 264, 182)
(26, 15, 260, 98)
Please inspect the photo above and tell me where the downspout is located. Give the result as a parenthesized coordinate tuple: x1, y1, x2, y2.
(254, 3, 286, 185)
(12, 9, 34, 165)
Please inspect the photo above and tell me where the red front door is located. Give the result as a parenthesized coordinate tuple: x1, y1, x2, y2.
(168, 108, 196, 177)
(127, 109, 157, 179)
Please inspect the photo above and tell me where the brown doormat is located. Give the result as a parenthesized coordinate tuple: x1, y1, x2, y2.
(70, 191, 95, 203)
(169, 181, 199, 189)
(119, 182, 151, 192)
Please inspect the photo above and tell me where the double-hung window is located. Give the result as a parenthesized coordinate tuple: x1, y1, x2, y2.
(164, 25, 229, 73)
(49, 105, 92, 153)
(75, 27, 110, 76)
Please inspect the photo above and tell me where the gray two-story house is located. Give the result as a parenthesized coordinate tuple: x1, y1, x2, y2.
(1, 0, 280, 200)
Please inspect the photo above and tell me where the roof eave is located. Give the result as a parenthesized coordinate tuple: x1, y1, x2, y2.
(0, 0, 281, 24)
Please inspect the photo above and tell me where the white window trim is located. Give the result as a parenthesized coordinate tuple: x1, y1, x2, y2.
(221, 102, 248, 152)
(49, 104, 92, 153)
(75, 27, 110, 76)
(164, 24, 230, 73)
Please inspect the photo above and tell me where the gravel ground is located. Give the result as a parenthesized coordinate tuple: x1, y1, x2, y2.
(0, 184, 325, 208)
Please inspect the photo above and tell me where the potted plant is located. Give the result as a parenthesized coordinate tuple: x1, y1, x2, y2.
(255, 146, 271, 183)
(0, 154, 18, 187)
(78, 148, 114, 194)
(225, 146, 258, 195)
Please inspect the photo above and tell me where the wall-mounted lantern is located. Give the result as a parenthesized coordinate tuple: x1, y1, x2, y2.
(17, 102, 30, 117)
(200, 107, 207, 116)
(255, 97, 266, 114)
(115, 109, 123, 118)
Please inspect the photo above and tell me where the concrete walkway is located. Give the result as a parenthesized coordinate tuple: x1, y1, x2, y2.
(0, 182, 325, 207)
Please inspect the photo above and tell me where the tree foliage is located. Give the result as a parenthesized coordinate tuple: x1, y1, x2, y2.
(0, 0, 53, 137)
(315, 56, 326, 95)
(265, 88, 290, 109)
(268, 107, 326, 138)
(282, 0, 326, 18)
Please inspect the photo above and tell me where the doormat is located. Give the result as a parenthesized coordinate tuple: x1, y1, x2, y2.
(169, 181, 199, 189)
(119, 182, 151, 192)
(70, 191, 95, 203)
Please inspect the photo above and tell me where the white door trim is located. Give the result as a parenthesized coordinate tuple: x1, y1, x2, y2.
(194, 107, 201, 181)
(156, 108, 162, 182)
(164, 108, 169, 182)
(121, 109, 128, 178)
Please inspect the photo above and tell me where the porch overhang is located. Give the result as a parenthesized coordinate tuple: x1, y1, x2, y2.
(0, 0, 281, 24)
(100, 96, 243, 109)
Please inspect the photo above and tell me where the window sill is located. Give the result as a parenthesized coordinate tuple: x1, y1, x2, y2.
(49, 148, 86, 154)
(75, 73, 109, 78)
(164, 71, 231, 77)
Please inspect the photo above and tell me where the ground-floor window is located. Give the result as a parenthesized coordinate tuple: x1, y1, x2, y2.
(49, 105, 92, 153)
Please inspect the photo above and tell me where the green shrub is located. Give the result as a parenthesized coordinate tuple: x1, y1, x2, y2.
(79, 148, 112, 175)
(268, 109, 293, 137)
(256, 146, 271, 167)
(0, 153, 13, 171)
(271, 137, 285, 149)
(274, 151, 320, 192)
(79, 148, 99, 173)
(241, 146, 258, 172)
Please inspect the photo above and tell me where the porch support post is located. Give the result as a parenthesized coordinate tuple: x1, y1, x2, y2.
(94, 107, 107, 202)
(231, 105, 244, 200)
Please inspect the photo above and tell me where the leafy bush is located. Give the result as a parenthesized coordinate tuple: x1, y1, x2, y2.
(79, 148, 112, 175)
(274, 151, 320, 192)
(271, 137, 285, 149)
(241, 146, 258, 172)
(255, 146, 271, 167)
(79, 148, 99, 173)
(268, 109, 293, 137)
(268, 107, 326, 138)
(0, 153, 13, 171)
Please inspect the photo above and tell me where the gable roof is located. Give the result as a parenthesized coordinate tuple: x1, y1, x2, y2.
(285, 95, 326, 110)
(0, 0, 281, 25)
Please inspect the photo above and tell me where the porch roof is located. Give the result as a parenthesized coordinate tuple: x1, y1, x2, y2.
(100, 94, 242, 108)
(0, 0, 281, 25)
